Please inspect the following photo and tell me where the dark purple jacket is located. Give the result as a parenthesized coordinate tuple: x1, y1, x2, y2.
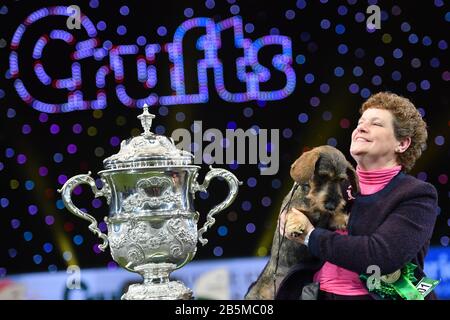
(277, 172, 439, 300)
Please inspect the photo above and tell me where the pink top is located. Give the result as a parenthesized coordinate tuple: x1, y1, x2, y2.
(313, 165, 402, 295)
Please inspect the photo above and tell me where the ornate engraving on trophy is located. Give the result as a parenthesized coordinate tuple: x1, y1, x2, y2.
(122, 176, 182, 212)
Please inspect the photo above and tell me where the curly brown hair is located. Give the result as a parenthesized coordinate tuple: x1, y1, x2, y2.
(360, 92, 428, 172)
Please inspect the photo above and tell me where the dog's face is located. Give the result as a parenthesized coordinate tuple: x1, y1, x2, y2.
(289, 146, 359, 228)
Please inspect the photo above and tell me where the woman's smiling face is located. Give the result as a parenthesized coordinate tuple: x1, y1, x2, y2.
(350, 108, 403, 169)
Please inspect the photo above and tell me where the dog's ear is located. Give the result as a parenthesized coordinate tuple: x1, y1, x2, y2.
(346, 161, 359, 195)
(290, 148, 321, 183)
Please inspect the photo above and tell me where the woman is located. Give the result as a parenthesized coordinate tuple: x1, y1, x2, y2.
(280, 92, 439, 300)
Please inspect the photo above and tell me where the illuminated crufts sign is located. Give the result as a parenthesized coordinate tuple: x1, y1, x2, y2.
(9, 7, 296, 113)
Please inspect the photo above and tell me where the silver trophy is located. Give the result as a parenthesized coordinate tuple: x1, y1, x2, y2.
(58, 106, 241, 300)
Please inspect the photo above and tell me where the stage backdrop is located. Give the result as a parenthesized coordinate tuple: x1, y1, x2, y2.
(0, 0, 448, 297)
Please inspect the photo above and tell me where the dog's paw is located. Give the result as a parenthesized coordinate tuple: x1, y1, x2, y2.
(329, 213, 349, 231)
(285, 212, 308, 237)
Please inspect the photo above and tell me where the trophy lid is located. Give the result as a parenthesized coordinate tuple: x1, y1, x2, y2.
(103, 105, 194, 170)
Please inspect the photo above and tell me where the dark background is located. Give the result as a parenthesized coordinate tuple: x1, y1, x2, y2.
(0, 0, 449, 276)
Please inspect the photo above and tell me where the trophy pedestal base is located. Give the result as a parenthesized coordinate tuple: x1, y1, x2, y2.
(122, 281, 193, 300)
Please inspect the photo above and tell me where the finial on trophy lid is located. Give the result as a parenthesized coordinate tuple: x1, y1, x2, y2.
(137, 104, 155, 137)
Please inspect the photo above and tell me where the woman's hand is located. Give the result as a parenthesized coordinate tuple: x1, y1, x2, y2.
(279, 208, 315, 244)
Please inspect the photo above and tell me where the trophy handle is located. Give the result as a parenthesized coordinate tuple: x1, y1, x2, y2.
(192, 166, 242, 246)
(57, 172, 110, 251)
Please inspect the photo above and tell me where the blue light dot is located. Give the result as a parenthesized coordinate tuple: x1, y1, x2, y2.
(89, 0, 99, 9)
(438, 40, 448, 50)
(97, 21, 106, 31)
(349, 83, 359, 94)
(157, 26, 167, 37)
(441, 236, 449, 247)
(360, 88, 371, 98)
(56, 199, 65, 210)
(298, 113, 309, 123)
(246, 223, 256, 233)
(25, 180, 35, 190)
(213, 246, 223, 256)
(261, 197, 271, 207)
(48, 265, 57, 272)
(176, 112, 185, 122)
(338, 44, 348, 54)
(295, 54, 306, 64)
(241, 201, 252, 211)
(296, 0, 307, 9)
(33, 254, 43, 265)
(270, 28, 279, 35)
(137, 36, 146, 46)
(434, 0, 443, 7)
(227, 121, 237, 130)
(418, 108, 426, 117)
(304, 73, 315, 84)
(73, 235, 84, 246)
(320, 83, 330, 94)
(372, 75, 382, 86)
(286, 10, 295, 20)
(374, 56, 385, 66)
(159, 106, 168, 116)
(327, 138, 337, 147)
(117, 25, 127, 36)
(0, 89, 5, 99)
(282, 128, 293, 138)
(355, 12, 365, 23)
(335, 24, 346, 34)
(184, 8, 194, 18)
(420, 80, 431, 90)
(392, 71, 402, 81)
(411, 58, 421, 68)
(155, 125, 165, 135)
(1, 198, 9, 208)
(205, 0, 215, 9)
(435, 136, 445, 146)
(272, 179, 281, 189)
(334, 67, 344, 77)
(353, 66, 363, 77)
(310, 97, 320, 107)
(245, 23, 254, 33)
(217, 226, 228, 237)
(338, 5, 348, 15)
(8, 249, 17, 258)
(230, 4, 240, 15)
(0, 162, 3, 171)
(243, 107, 253, 118)
(393, 48, 403, 58)
(119, 5, 129, 15)
(422, 36, 432, 46)
(7, 108, 16, 118)
(43, 243, 53, 253)
(24, 231, 33, 241)
(417, 172, 427, 181)
(320, 19, 331, 29)
(247, 177, 257, 188)
(5, 148, 14, 158)
(409, 34, 419, 44)
(322, 111, 333, 121)
(401, 22, 411, 32)
(407, 82, 417, 92)
(430, 57, 440, 68)
(53, 153, 63, 163)
(11, 219, 20, 229)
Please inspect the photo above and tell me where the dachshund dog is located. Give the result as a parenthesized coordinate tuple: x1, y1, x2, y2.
(245, 145, 359, 300)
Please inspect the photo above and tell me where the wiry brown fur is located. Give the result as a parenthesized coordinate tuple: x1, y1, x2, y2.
(245, 146, 359, 300)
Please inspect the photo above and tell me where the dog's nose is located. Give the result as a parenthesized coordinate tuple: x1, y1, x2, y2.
(324, 202, 336, 211)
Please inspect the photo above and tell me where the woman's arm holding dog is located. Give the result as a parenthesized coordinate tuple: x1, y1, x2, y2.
(284, 184, 438, 275)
